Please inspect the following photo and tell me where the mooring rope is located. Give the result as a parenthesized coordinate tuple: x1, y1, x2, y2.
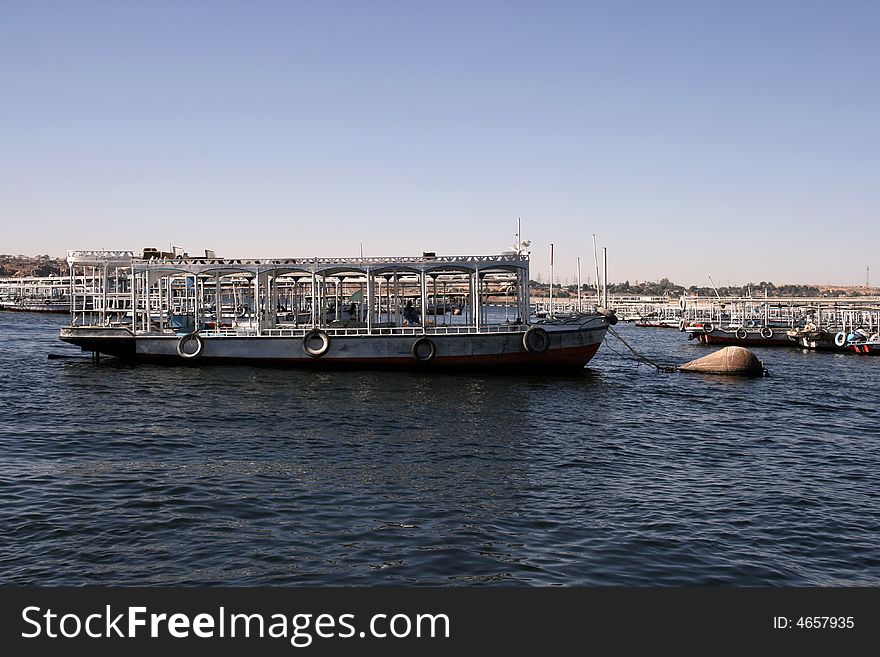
(605, 326, 679, 373)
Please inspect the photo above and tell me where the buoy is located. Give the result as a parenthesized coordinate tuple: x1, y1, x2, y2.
(678, 346, 766, 377)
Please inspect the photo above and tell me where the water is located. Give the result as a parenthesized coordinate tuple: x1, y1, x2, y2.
(1, 311, 878, 585)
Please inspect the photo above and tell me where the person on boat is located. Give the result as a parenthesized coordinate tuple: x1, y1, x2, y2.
(403, 300, 420, 325)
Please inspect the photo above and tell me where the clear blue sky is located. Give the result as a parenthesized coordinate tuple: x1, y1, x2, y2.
(1, 0, 877, 285)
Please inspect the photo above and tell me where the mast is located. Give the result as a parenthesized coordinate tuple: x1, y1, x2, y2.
(602, 246, 608, 309)
(549, 243, 554, 317)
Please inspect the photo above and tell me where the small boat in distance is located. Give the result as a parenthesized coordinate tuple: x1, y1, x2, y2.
(60, 249, 615, 371)
(634, 317, 681, 329)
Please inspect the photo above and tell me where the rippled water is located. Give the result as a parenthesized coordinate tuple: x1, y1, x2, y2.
(1, 311, 878, 585)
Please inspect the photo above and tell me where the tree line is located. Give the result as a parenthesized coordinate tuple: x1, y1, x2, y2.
(530, 278, 824, 297)
(0, 254, 65, 278)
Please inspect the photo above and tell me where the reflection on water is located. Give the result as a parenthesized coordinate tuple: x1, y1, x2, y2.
(0, 312, 879, 585)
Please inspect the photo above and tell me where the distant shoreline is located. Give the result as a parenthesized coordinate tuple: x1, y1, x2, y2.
(1, 253, 876, 294)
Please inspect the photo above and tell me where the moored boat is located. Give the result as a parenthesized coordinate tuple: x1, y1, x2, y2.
(634, 318, 681, 329)
(0, 275, 70, 313)
(788, 325, 880, 354)
(60, 249, 614, 371)
(846, 341, 880, 355)
(785, 324, 842, 351)
(0, 299, 69, 313)
(684, 322, 795, 347)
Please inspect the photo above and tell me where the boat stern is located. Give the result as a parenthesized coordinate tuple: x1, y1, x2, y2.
(60, 326, 136, 358)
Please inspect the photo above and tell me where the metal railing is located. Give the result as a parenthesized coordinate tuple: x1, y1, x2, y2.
(197, 323, 527, 339)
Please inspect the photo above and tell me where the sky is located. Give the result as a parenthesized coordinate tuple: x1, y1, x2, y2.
(1, 0, 877, 285)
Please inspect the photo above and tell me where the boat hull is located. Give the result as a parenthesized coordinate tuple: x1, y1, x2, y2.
(0, 301, 69, 313)
(846, 343, 880, 355)
(689, 328, 795, 347)
(60, 323, 608, 372)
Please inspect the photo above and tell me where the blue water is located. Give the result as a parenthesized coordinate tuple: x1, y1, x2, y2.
(1, 311, 878, 585)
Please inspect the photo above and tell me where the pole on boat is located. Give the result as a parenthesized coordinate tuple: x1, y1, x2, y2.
(549, 243, 554, 317)
(602, 247, 608, 309)
(577, 256, 582, 313)
(516, 217, 521, 254)
(592, 234, 601, 306)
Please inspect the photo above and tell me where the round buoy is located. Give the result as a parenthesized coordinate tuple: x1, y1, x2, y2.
(678, 346, 765, 377)
(303, 329, 331, 357)
(834, 332, 847, 347)
(735, 328, 748, 340)
(760, 327, 773, 339)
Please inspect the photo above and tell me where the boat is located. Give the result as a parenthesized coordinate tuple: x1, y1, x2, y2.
(0, 275, 70, 313)
(683, 321, 795, 347)
(634, 317, 681, 329)
(0, 298, 70, 313)
(59, 249, 615, 371)
(785, 324, 841, 351)
(787, 325, 880, 354)
(846, 340, 880, 355)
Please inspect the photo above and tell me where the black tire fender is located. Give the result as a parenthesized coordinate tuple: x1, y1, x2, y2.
(411, 336, 436, 362)
(523, 326, 551, 353)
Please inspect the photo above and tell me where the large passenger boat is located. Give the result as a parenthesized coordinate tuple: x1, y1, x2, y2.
(59, 249, 614, 371)
(0, 275, 70, 313)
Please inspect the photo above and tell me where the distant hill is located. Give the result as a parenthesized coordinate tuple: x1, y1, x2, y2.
(0, 254, 66, 278)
